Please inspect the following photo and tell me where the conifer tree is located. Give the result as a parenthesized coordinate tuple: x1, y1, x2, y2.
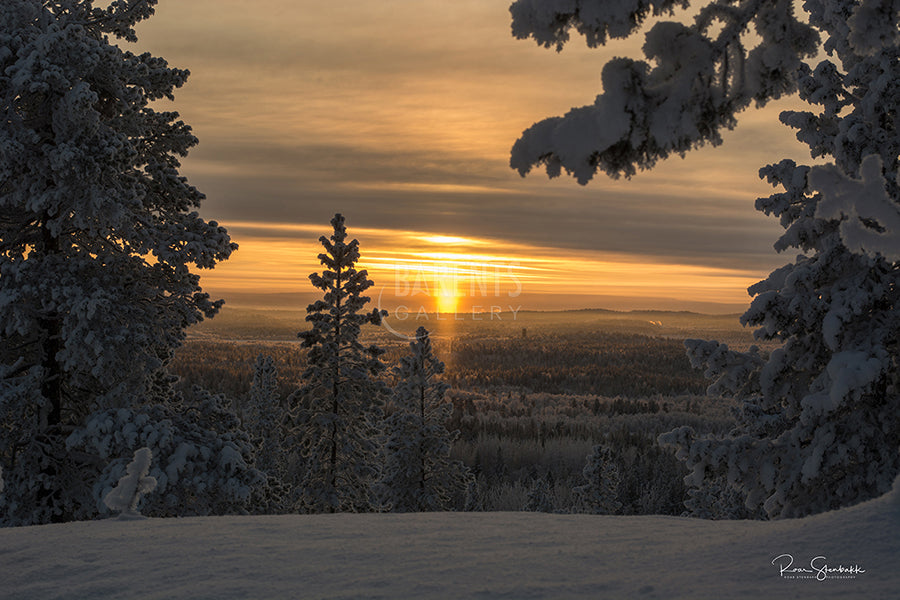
(658, 4, 900, 518)
(524, 476, 554, 513)
(511, 0, 900, 517)
(382, 327, 471, 512)
(0, 0, 235, 524)
(247, 355, 283, 476)
(290, 214, 387, 513)
(244, 354, 290, 511)
(573, 445, 622, 515)
(679, 472, 764, 520)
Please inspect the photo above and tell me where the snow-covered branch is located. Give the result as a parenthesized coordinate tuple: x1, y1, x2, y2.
(510, 0, 818, 183)
(811, 154, 900, 261)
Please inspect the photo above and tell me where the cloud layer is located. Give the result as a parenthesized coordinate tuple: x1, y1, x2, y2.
(134, 0, 817, 310)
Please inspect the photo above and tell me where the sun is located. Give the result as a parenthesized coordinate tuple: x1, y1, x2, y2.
(434, 272, 460, 314)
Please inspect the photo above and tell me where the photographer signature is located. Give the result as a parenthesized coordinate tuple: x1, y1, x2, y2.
(772, 553, 866, 581)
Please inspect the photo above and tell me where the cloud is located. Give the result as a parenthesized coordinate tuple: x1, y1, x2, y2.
(133, 0, 813, 309)
(183, 135, 786, 272)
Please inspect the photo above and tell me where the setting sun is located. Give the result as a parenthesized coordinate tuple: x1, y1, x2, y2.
(434, 271, 461, 314)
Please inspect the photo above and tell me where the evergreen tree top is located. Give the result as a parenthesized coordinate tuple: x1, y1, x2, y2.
(298, 214, 386, 361)
(395, 327, 446, 379)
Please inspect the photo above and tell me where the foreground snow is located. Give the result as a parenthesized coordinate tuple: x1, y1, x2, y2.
(2, 485, 897, 599)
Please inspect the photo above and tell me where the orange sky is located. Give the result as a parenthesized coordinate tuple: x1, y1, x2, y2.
(203, 221, 772, 314)
(132, 0, 820, 313)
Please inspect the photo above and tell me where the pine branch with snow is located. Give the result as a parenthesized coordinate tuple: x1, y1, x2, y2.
(810, 154, 900, 262)
(509, 0, 819, 183)
(104, 448, 157, 518)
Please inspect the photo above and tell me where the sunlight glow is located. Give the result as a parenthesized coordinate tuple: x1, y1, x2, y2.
(196, 221, 768, 312)
(339, 182, 522, 195)
(421, 235, 485, 246)
(434, 271, 461, 314)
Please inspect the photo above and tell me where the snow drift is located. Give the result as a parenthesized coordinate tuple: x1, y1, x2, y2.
(2, 477, 897, 599)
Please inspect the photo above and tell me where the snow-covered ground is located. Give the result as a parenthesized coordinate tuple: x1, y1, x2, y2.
(3, 483, 897, 599)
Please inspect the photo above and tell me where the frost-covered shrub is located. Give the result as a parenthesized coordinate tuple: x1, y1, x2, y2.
(524, 477, 554, 513)
(104, 448, 157, 518)
(68, 392, 267, 518)
(474, 477, 530, 512)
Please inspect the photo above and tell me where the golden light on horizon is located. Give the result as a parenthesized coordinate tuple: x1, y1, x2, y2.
(434, 269, 461, 314)
(195, 221, 771, 313)
(420, 235, 486, 246)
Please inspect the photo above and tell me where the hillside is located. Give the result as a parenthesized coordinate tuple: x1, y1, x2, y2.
(3, 478, 897, 599)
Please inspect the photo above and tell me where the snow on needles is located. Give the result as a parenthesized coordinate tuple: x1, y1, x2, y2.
(811, 154, 900, 262)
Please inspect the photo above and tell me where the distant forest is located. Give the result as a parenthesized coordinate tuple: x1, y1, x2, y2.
(170, 319, 736, 515)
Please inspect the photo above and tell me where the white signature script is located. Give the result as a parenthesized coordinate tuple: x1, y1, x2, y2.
(772, 554, 866, 581)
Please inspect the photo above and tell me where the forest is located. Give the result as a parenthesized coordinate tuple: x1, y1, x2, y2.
(2, 0, 898, 533)
(169, 309, 740, 516)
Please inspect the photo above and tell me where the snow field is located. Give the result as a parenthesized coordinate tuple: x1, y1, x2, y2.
(2, 481, 896, 599)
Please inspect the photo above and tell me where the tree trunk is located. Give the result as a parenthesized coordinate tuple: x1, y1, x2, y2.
(39, 221, 63, 427)
(38, 220, 65, 522)
(419, 377, 426, 505)
(328, 262, 342, 513)
(40, 314, 62, 427)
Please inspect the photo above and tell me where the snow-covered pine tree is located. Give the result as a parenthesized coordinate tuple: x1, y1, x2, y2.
(289, 214, 388, 513)
(0, 0, 235, 524)
(510, 1, 900, 517)
(103, 447, 157, 518)
(524, 476, 554, 513)
(382, 327, 471, 512)
(573, 445, 622, 515)
(677, 470, 764, 520)
(245, 354, 289, 511)
(247, 356, 283, 475)
(660, 4, 900, 519)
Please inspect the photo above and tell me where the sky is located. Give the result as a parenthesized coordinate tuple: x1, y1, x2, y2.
(133, 0, 819, 314)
